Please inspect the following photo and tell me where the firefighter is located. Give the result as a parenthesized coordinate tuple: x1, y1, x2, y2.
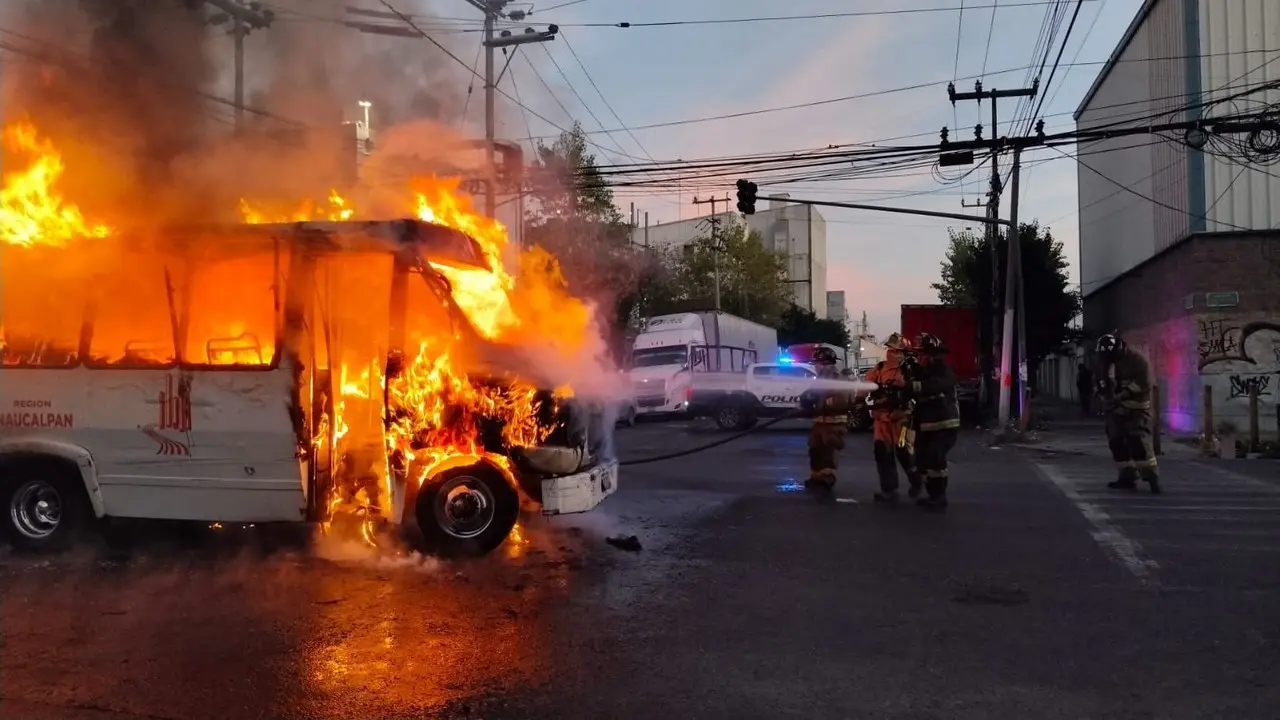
(864, 333, 922, 502)
(910, 333, 960, 510)
(803, 346, 852, 490)
(1095, 333, 1161, 494)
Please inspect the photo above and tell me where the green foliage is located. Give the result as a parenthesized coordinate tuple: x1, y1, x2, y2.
(528, 121, 622, 226)
(777, 305, 852, 348)
(931, 222, 1081, 365)
(643, 219, 793, 327)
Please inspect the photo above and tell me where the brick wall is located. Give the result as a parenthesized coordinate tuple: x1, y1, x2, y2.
(1083, 231, 1280, 436)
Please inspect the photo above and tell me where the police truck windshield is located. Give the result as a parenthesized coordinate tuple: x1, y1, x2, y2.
(632, 346, 688, 368)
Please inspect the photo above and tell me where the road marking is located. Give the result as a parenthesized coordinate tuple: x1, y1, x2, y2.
(1033, 462, 1160, 585)
(1192, 462, 1280, 490)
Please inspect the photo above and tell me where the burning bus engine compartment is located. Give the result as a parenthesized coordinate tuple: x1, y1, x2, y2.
(0, 120, 621, 559)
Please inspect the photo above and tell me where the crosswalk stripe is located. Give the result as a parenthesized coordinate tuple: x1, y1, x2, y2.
(1032, 462, 1160, 585)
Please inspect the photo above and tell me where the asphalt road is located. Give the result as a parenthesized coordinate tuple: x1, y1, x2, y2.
(3, 419, 1279, 719)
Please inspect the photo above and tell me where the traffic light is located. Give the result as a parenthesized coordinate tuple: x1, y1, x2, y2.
(736, 179, 758, 215)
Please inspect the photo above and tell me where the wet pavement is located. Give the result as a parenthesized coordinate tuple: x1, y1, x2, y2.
(3, 419, 1279, 719)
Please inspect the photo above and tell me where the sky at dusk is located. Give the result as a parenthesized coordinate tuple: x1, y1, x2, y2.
(471, 0, 1146, 337)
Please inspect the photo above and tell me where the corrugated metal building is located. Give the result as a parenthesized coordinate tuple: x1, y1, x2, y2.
(1074, 0, 1280, 436)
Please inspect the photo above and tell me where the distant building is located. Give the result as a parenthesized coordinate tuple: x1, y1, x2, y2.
(826, 290, 848, 325)
(633, 196, 828, 317)
(1074, 0, 1280, 435)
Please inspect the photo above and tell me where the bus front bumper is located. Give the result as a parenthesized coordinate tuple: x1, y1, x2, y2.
(540, 460, 619, 516)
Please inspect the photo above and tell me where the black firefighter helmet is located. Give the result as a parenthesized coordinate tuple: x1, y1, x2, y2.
(915, 332, 947, 355)
(812, 346, 840, 365)
(1096, 332, 1126, 359)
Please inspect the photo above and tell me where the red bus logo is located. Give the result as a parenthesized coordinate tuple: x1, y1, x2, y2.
(142, 375, 192, 456)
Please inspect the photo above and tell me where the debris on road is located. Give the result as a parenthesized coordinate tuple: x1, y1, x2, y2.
(606, 534, 643, 552)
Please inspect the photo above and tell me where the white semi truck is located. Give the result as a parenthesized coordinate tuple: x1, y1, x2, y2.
(628, 311, 777, 418)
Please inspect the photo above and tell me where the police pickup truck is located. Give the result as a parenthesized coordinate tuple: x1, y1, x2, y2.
(687, 361, 873, 432)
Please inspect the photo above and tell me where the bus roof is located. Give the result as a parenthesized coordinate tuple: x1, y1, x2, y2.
(165, 219, 490, 271)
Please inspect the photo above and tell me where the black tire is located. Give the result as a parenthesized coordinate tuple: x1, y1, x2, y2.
(618, 405, 637, 428)
(848, 406, 873, 432)
(414, 462, 520, 558)
(0, 457, 92, 553)
(715, 405, 757, 432)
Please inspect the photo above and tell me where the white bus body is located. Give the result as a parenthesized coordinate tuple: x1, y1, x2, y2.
(0, 220, 618, 557)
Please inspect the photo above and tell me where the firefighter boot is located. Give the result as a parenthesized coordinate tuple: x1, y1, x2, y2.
(872, 441, 899, 503)
(917, 477, 948, 511)
(907, 473, 923, 499)
(1108, 466, 1138, 490)
(1140, 471, 1162, 495)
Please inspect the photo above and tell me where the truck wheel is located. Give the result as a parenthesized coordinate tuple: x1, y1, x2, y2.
(715, 406, 757, 432)
(415, 462, 519, 558)
(848, 408, 873, 432)
(0, 458, 91, 553)
(714, 406, 743, 431)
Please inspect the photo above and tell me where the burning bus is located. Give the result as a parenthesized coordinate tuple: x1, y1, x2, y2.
(0, 122, 619, 557)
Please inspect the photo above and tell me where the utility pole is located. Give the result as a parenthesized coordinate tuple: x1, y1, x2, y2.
(349, 3, 554, 216)
(692, 195, 729, 311)
(483, 3, 497, 219)
(200, 0, 275, 133)
(947, 79, 1037, 418)
(997, 149, 1023, 434)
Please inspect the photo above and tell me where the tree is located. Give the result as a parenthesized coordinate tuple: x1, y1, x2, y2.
(777, 305, 852, 348)
(643, 218, 793, 327)
(528, 121, 623, 226)
(931, 222, 1081, 378)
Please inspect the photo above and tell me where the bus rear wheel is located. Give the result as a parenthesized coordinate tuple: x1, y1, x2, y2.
(0, 459, 90, 553)
(414, 463, 519, 558)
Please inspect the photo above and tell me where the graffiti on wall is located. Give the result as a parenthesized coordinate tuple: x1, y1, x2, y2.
(1198, 320, 1280, 430)
(1228, 374, 1271, 400)
(1198, 320, 1280, 369)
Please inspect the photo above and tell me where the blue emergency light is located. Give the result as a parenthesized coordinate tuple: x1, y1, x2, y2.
(778, 354, 793, 364)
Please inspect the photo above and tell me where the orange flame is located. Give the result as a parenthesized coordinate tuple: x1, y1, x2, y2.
(0, 121, 111, 247)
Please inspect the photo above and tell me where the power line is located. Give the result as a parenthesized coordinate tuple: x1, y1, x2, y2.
(980, 0, 999, 77)
(1041, 0, 1107, 112)
(520, 49, 1280, 139)
(548, 1, 1096, 28)
(1050, 145, 1253, 231)
(584, 76, 1279, 180)
(1027, 0, 1085, 130)
(534, 0, 593, 12)
(532, 41, 637, 162)
(371, 0, 646, 162)
(560, 32, 660, 166)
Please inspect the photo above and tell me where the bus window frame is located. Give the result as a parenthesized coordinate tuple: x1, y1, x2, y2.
(172, 237, 285, 373)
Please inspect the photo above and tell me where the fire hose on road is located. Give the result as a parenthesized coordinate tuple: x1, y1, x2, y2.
(616, 411, 808, 466)
(615, 383, 914, 466)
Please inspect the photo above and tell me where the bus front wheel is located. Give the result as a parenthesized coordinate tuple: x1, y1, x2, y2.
(414, 463, 520, 558)
(0, 458, 91, 553)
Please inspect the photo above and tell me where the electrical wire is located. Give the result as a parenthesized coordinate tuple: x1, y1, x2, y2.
(549, 1, 1096, 29)
(1050, 145, 1254, 231)
(372, 0, 648, 164)
(980, 0, 999, 78)
(952, 1, 968, 201)
(528, 42, 638, 163)
(559, 32, 662, 168)
(520, 49, 1280, 140)
(1040, 0, 1107, 114)
(1026, 0, 1085, 130)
